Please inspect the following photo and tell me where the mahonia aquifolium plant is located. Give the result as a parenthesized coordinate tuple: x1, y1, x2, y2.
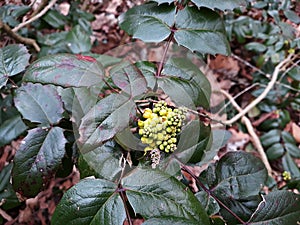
(138, 101, 187, 167)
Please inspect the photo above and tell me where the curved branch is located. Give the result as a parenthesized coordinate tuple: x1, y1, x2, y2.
(0, 20, 40, 52)
(12, 0, 57, 32)
(221, 54, 294, 125)
(221, 90, 273, 176)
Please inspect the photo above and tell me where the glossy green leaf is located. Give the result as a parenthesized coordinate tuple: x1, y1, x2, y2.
(14, 83, 64, 126)
(58, 87, 99, 126)
(0, 5, 31, 26)
(43, 9, 66, 29)
(111, 63, 148, 97)
(152, 0, 175, 4)
(282, 153, 300, 179)
(122, 168, 210, 224)
(66, 25, 92, 54)
(0, 44, 30, 88)
(79, 140, 123, 180)
(78, 93, 135, 152)
(200, 151, 267, 223)
(248, 191, 300, 225)
(162, 58, 211, 108)
(174, 7, 230, 55)
(196, 191, 220, 216)
(23, 54, 104, 87)
(159, 120, 211, 176)
(198, 129, 232, 167)
(119, 2, 175, 42)
(120, 3, 230, 55)
(0, 115, 27, 147)
(284, 10, 300, 24)
(0, 164, 20, 210)
(0, 163, 13, 192)
(191, 0, 246, 11)
(12, 127, 67, 197)
(52, 178, 126, 225)
(143, 217, 199, 225)
(245, 42, 267, 52)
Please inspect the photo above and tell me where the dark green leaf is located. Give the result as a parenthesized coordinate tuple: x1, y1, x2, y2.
(0, 44, 30, 88)
(266, 143, 285, 160)
(79, 140, 123, 180)
(14, 83, 64, 126)
(282, 153, 300, 179)
(0, 115, 27, 147)
(260, 129, 281, 147)
(174, 7, 230, 55)
(197, 129, 231, 167)
(0, 163, 13, 192)
(52, 178, 125, 225)
(111, 63, 148, 97)
(119, 2, 175, 42)
(191, 0, 246, 11)
(88, 54, 122, 68)
(195, 191, 220, 216)
(151, 0, 175, 4)
(162, 58, 211, 108)
(245, 42, 267, 52)
(284, 9, 300, 24)
(23, 54, 104, 87)
(43, 9, 66, 29)
(248, 191, 300, 225)
(200, 151, 267, 223)
(58, 87, 99, 126)
(0, 5, 31, 26)
(0, 164, 20, 210)
(143, 217, 199, 225)
(66, 25, 92, 54)
(122, 168, 210, 224)
(78, 93, 135, 152)
(12, 127, 67, 197)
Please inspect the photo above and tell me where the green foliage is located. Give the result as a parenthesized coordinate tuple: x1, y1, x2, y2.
(0, 0, 299, 224)
(119, 2, 231, 55)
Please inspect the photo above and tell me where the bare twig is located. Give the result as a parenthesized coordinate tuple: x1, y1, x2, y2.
(30, 0, 50, 18)
(221, 90, 273, 176)
(221, 54, 294, 125)
(0, 20, 40, 52)
(12, 0, 57, 32)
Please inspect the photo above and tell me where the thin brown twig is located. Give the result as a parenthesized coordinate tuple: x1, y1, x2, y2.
(221, 89, 273, 176)
(12, 0, 57, 32)
(0, 20, 40, 52)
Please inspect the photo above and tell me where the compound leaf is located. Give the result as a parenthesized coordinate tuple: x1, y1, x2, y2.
(14, 83, 64, 126)
(119, 2, 175, 42)
(200, 151, 267, 223)
(23, 54, 104, 87)
(12, 127, 67, 197)
(0, 44, 30, 88)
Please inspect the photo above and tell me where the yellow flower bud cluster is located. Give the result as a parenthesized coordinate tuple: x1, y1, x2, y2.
(138, 101, 186, 153)
(282, 171, 291, 181)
